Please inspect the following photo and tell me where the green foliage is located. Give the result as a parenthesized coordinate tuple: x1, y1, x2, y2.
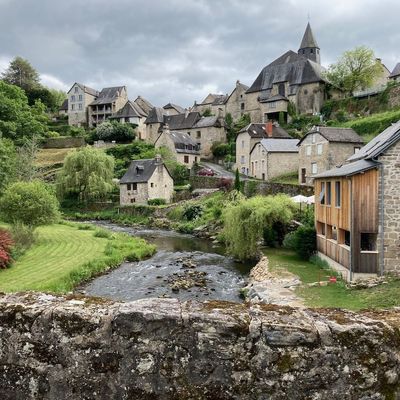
(93, 228, 112, 238)
(57, 147, 115, 202)
(223, 194, 295, 260)
(0, 81, 49, 143)
(9, 222, 37, 260)
(288, 114, 321, 133)
(171, 163, 189, 185)
(211, 142, 230, 158)
(234, 168, 241, 191)
(182, 204, 203, 221)
(0, 181, 60, 227)
(325, 46, 383, 94)
(0, 138, 17, 191)
(176, 221, 195, 234)
(148, 198, 167, 206)
(284, 225, 316, 260)
(202, 107, 212, 117)
(287, 101, 297, 118)
(244, 180, 258, 197)
(94, 121, 136, 143)
(1, 57, 40, 92)
(278, 111, 285, 126)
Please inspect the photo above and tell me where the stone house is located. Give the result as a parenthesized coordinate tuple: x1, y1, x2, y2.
(236, 121, 292, 175)
(389, 63, 400, 82)
(163, 103, 185, 116)
(313, 120, 400, 279)
(88, 86, 128, 127)
(245, 23, 330, 123)
(145, 108, 226, 158)
(108, 100, 148, 139)
(154, 125, 200, 168)
(119, 156, 174, 205)
(67, 83, 99, 127)
(297, 126, 364, 186)
(192, 93, 228, 116)
(249, 138, 299, 181)
(225, 80, 249, 121)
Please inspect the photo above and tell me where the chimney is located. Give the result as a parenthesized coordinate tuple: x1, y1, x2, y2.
(265, 121, 273, 137)
(155, 154, 162, 164)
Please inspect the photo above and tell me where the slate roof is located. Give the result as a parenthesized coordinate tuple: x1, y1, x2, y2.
(165, 112, 201, 130)
(259, 94, 289, 103)
(246, 50, 326, 94)
(145, 107, 166, 124)
(251, 138, 299, 154)
(238, 123, 292, 139)
(347, 120, 400, 162)
(165, 131, 200, 154)
(193, 116, 224, 129)
(120, 159, 159, 184)
(389, 63, 400, 78)
(313, 159, 379, 179)
(199, 93, 228, 106)
(134, 96, 153, 115)
(163, 103, 185, 114)
(299, 22, 319, 49)
(67, 83, 99, 97)
(90, 86, 126, 105)
(109, 100, 147, 120)
(59, 99, 68, 111)
(298, 126, 364, 146)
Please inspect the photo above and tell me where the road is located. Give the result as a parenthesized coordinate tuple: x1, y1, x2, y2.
(199, 161, 236, 179)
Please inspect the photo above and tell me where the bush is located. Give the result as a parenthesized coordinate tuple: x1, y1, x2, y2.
(176, 221, 195, 234)
(284, 225, 316, 260)
(9, 222, 36, 259)
(93, 228, 112, 239)
(0, 229, 13, 269)
(148, 198, 167, 206)
(94, 121, 136, 143)
(171, 164, 190, 185)
(182, 204, 203, 221)
(211, 142, 230, 158)
(216, 177, 233, 190)
(0, 181, 60, 227)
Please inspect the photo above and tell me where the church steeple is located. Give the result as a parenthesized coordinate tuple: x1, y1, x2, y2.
(298, 22, 320, 64)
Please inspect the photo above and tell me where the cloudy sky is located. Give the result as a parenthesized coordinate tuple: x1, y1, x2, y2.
(0, 0, 399, 107)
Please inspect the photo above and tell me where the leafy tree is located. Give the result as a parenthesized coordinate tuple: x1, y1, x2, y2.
(0, 181, 60, 227)
(234, 168, 241, 191)
(202, 107, 212, 117)
(0, 81, 49, 143)
(211, 142, 230, 158)
(26, 87, 67, 112)
(95, 121, 136, 143)
(57, 147, 115, 202)
(0, 138, 17, 191)
(284, 225, 316, 260)
(223, 194, 295, 260)
(325, 46, 383, 95)
(1, 57, 40, 92)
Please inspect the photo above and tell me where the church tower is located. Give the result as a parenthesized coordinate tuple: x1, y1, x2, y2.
(298, 22, 320, 64)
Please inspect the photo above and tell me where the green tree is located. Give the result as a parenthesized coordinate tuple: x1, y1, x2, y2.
(223, 194, 295, 260)
(0, 181, 60, 227)
(1, 57, 40, 92)
(0, 138, 17, 191)
(325, 46, 383, 95)
(94, 121, 136, 143)
(202, 107, 212, 117)
(57, 147, 115, 202)
(234, 168, 241, 191)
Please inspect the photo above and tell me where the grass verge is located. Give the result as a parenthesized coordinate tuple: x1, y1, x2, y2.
(0, 222, 155, 293)
(264, 248, 400, 310)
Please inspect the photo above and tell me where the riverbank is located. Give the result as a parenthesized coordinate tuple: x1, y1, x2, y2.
(0, 222, 155, 293)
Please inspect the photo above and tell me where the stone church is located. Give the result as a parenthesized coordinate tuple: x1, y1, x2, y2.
(245, 23, 332, 123)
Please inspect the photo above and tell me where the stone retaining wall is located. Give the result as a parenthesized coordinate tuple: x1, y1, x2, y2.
(0, 293, 399, 399)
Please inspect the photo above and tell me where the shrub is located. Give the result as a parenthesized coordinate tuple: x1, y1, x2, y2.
(148, 198, 167, 206)
(217, 177, 233, 191)
(0, 229, 13, 269)
(171, 164, 190, 185)
(0, 181, 60, 227)
(211, 142, 230, 158)
(176, 221, 195, 234)
(93, 228, 112, 239)
(94, 121, 136, 143)
(284, 225, 316, 260)
(9, 222, 36, 259)
(182, 204, 203, 221)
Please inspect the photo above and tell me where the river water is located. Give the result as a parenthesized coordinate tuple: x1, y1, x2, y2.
(80, 222, 254, 303)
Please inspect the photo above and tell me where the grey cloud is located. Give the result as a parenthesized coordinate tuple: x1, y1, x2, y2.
(0, 0, 399, 107)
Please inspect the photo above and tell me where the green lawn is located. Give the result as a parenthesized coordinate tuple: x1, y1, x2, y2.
(264, 248, 400, 310)
(269, 171, 299, 185)
(0, 222, 155, 293)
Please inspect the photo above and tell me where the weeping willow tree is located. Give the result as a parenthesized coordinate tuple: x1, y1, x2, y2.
(223, 194, 295, 260)
(57, 147, 115, 202)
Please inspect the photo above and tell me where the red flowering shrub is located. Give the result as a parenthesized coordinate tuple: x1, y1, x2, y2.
(0, 229, 13, 269)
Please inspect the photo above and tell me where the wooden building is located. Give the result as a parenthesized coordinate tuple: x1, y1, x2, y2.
(313, 121, 400, 280)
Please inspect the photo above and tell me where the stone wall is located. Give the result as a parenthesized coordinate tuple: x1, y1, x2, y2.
(388, 84, 400, 108)
(1, 293, 400, 400)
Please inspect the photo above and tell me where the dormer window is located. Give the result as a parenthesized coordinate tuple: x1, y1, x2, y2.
(74, 86, 78, 93)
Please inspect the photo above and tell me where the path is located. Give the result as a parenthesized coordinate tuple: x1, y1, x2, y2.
(199, 161, 235, 179)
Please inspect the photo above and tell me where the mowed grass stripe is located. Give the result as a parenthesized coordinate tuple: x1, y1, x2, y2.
(0, 224, 108, 292)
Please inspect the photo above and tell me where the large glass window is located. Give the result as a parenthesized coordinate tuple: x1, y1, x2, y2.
(361, 233, 377, 251)
(326, 182, 331, 205)
(319, 182, 325, 204)
(335, 181, 341, 207)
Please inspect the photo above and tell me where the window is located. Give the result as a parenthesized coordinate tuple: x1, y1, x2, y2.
(306, 145, 311, 156)
(195, 157, 198, 162)
(319, 182, 325, 204)
(71, 95, 75, 102)
(78, 103, 83, 110)
(326, 182, 331, 205)
(261, 160, 265, 170)
(240, 103, 245, 110)
(317, 143, 323, 155)
(278, 83, 285, 96)
(71, 104, 75, 111)
(344, 230, 350, 246)
(301, 168, 306, 184)
(151, 183, 154, 188)
(335, 181, 341, 207)
(311, 162, 317, 174)
(361, 233, 377, 251)
(78, 94, 83, 101)
(241, 140, 245, 149)
(269, 102, 277, 109)
(187, 132, 191, 136)
(354, 147, 361, 154)
(196, 131, 201, 139)
(130, 198, 136, 203)
(240, 155, 245, 164)
(132, 183, 137, 191)
(310, 49, 314, 54)
(311, 134, 316, 144)
(74, 86, 78, 93)
(184, 155, 189, 164)
(262, 173, 265, 180)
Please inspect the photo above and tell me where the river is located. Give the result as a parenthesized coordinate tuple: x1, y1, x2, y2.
(79, 221, 254, 303)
